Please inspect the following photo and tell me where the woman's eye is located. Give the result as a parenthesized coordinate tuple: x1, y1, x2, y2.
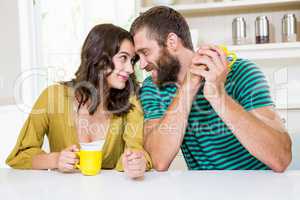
(131, 55, 139, 65)
(130, 59, 136, 66)
(120, 55, 127, 62)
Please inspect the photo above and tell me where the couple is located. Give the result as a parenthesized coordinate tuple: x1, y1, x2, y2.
(6, 6, 292, 178)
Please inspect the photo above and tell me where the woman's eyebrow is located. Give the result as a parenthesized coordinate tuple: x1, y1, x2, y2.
(118, 51, 130, 56)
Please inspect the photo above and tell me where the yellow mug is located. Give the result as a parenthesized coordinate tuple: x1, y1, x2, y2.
(219, 45, 237, 70)
(76, 150, 102, 176)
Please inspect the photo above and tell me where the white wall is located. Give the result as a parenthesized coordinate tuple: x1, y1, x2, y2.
(0, 0, 22, 167)
(261, 64, 300, 170)
(0, 106, 27, 168)
(0, 0, 21, 105)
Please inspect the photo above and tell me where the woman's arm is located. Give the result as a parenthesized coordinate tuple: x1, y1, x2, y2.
(32, 145, 79, 172)
(115, 96, 153, 177)
(32, 152, 59, 170)
(6, 87, 50, 169)
(6, 85, 79, 172)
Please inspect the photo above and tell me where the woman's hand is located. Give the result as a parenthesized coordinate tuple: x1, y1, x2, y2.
(122, 149, 146, 179)
(56, 145, 79, 173)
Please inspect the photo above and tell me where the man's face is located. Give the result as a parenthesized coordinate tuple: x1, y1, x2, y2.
(134, 28, 181, 87)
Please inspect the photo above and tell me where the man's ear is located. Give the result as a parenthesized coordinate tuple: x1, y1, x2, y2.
(166, 32, 179, 52)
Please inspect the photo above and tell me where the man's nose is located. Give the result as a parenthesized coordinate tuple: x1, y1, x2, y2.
(139, 58, 148, 70)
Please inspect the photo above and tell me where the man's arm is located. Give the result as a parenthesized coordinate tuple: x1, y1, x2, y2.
(143, 73, 202, 171)
(211, 96, 292, 172)
(193, 45, 292, 172)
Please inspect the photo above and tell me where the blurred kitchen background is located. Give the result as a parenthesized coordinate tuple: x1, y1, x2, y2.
(0, 0, 300, 170)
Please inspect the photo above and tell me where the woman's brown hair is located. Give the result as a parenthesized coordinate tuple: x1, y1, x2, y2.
(63, 24, 139, 116)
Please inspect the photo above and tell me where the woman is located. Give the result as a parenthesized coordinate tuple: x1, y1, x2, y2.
(6, 24, 152, 178)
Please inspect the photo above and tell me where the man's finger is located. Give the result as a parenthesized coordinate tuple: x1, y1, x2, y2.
(192, 55, 218, 74)
(197, 49, 224, 71)
(198, 45, 228, 68)
(211, 46, 228, 67)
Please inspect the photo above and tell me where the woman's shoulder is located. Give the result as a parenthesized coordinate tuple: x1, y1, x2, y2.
(43, 83, 72, 96)
(129, 94, 142, 107)
(127, 94, 144, 115)
(33, 83, 73, 112)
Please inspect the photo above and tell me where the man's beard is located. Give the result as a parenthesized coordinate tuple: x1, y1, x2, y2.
(155, 48, 181, 88)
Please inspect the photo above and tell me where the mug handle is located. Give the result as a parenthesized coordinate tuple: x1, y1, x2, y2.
(219, 45, 237, 70)
(75, 152, 80, 169)
(226, 51, 237, 69)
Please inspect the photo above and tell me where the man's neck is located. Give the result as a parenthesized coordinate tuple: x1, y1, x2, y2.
(177, 48, 194, 84)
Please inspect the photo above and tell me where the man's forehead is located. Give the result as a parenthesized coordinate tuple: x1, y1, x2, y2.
(134, 28, 158, 50)
(133, 28, 149, 43)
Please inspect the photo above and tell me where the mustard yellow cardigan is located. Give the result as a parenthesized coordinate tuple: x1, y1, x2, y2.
(6, 84, 152, 171)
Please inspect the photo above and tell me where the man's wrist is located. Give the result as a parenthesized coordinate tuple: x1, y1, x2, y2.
(181, 79, 201, 96)
(208, 90, 230, 114)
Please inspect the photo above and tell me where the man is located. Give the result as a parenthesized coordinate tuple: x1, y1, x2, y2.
(130, 6, 292, 172)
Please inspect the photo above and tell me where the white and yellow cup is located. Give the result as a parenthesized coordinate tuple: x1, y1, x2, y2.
(76, 140, 105, 176)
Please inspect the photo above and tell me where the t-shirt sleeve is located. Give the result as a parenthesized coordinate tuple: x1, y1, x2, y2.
(139, 77, 166, 120)
(232, 59, 274, 111)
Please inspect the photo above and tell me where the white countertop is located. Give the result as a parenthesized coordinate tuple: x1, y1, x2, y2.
(0, 169, 299, 200)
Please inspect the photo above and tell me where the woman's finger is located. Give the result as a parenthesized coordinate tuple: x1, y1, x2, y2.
(63, 157, 79, 165)
(126, 152, 143, 161)
(63, 152, 77, 159)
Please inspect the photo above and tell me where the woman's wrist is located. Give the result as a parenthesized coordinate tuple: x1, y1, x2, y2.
(48, 152, 60, 169)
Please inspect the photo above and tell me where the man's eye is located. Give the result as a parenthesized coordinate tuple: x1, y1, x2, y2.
(143, 51, 149, 56)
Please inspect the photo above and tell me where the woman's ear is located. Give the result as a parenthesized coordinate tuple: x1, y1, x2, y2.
(104, 68, 113, 75)
(166, 32, 179, 52)
(98, 68, 112, 78)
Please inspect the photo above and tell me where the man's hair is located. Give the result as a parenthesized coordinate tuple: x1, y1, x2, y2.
(130, 6, 193, 50)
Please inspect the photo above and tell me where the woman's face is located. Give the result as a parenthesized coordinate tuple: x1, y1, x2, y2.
(107, 39, 135, 90)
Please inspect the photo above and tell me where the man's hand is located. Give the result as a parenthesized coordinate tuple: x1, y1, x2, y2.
(183, 53, 206, 92)
(123, 149, 146, 179)
(190, 45, 229, 104)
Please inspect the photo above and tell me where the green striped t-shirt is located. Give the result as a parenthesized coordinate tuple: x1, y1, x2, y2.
(139, 58, 274, 170)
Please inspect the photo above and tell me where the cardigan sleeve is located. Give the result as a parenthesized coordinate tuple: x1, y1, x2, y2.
(5, 86, 52, 169)
(115, 96, 152, 171)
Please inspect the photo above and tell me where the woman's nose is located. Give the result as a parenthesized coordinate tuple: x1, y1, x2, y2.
(125, 63, 134, 74)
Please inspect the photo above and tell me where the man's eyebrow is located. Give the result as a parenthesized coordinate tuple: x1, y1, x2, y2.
(136, 48, 147, 53)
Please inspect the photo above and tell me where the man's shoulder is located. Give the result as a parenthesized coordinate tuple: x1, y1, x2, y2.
(139, 76, 175, 103)
(142, 76, 155, 87)
(141, 76, 159, 93)
(228, 58, 264, 82)
(230, 58, 260, 73)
